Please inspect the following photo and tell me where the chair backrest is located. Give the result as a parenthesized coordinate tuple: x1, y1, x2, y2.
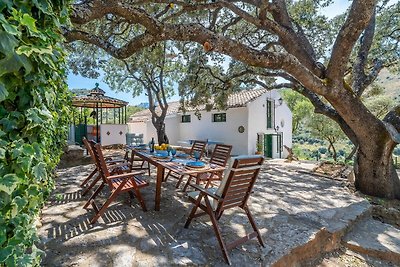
(91, 142, 114, 188)
(190, 140, 207, 158)
(209, 144, 232, 167)
(215, 155, 264, 211)
(83, 137, 97, 163)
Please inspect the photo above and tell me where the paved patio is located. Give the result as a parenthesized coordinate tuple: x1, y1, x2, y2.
(38, 157, 373, 266)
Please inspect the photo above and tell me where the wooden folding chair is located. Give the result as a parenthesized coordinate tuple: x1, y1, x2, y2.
(180, 144, 232, 191)
(128, 149, 151, 176)
(84, 142, 149, 224)
(164, 140, 207, 184)
(184, 155, 265, 265)
(80, 137, 129, 196)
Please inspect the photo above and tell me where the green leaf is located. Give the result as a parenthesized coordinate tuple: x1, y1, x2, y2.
(17, 156, 33, 172)
(0, 226, 6, 246)
(32, 162, 47, 181)
(21, 144, 34, 156)
(33, 0, 53, 15)
(17, 254, 35, 267)
(0, 245, 14, 263)
(13, 196, 28, 211)
(0, 30, 18, 57)
(0, 80, 8, 102)
(0, 148, 5, 159)
(0, 118, 18, 132)
(20, 14, 38, 33)
(0, 1, 13, 11)
(0, 53, 32, 76)
(0, 174, 19, 195)
(16, 45, 53, 57)
(0, 14, 20, 36)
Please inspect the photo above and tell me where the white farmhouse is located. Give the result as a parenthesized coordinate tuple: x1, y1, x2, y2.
(128, 89, 292, 158)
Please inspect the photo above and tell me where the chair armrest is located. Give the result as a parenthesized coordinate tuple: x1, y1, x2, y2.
(107, 171, 145, 181)
(189, 184, 221, 201)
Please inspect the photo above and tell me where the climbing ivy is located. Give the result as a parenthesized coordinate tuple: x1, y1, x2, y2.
(0, 1, 71, 266)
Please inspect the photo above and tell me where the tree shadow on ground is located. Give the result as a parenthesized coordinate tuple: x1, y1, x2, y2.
(38, 157, 370, 266)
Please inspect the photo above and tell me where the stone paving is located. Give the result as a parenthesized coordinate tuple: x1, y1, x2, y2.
(38, 158, 382, 266)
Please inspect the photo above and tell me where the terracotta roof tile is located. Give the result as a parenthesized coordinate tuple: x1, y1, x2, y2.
(129, 88, 267, 122)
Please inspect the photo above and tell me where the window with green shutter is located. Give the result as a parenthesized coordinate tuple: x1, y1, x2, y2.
(181, 114, 191, 123)
(212, 113, 226, 122)
(266, 99, 274, 129)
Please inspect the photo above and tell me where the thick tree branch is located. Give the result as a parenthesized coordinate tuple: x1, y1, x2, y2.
(327, 0, 376, 83)
(353, 9, 377, 97)
(295, 86, 358, 145)
(383, 106, 400, 144)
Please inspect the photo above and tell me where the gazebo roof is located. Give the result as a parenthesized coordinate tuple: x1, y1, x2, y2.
(72, 83, 128, 108)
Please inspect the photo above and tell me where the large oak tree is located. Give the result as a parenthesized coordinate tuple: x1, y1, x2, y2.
(65, 0, 400, 199)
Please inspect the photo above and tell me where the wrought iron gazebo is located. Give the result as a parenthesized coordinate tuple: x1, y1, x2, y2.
(71, 83, 129, 145)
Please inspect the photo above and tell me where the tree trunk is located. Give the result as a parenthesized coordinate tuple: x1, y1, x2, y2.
(153, 121, 169, 144)
(355, 142, 400, 199)
(328, 140, 337, 161)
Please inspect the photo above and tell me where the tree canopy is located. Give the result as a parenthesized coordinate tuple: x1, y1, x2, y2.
(65, 0, 400, 199)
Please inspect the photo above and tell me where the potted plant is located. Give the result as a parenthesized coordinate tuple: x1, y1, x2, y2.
(255, 142, 263, 155)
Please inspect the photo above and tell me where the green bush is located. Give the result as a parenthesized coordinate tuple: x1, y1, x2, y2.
(318, 147, 327, 154)
(0, 1, 71, 266)
(394, 146, 400, 156)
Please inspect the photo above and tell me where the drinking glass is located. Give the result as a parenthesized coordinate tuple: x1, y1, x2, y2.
(193, 151, 200, 161)
(171, 149, 176, 160)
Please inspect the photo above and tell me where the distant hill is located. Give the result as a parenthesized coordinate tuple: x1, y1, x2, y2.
(137, 102, 150, 109)
(70, 88, 89, 96)
(375, 68, 400, 99)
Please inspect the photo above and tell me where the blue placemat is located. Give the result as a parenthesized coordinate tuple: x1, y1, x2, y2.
(154, 153, 168, 159)
(186, 161, 205, 168)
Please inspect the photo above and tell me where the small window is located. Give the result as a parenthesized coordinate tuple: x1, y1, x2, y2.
(212, 113, 226, 122)
(181, 115, 191, 123)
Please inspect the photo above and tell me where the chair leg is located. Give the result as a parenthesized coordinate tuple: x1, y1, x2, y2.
(90, 180, 128, 224)
(124, 150, 129, 160)
(82, 174, 101, 196)
(184, 193, 205, 228)
(133, 188, 147, 212)
(243, 205, 264, 247)
(175, 175, 186, 189)
(80, 168, 97, 187)
(182, 175, 194, 191)
(164, 170, 172, 182)
(139, 161, 151, 177)
(84, 182, 105, 209)
(204, 196, 231, 265)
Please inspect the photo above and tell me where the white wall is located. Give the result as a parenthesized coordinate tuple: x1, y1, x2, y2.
(128, 115, 180, 145)
(247, 90, 293, 158)
(100, 124, 128, 146)
(127, 89, 292, 158)
(247, 94, 267, 154)
(128, 122, 148, 140)
(165, 116, 180, 145)
(274, 102, 292, 158)
(178, 107, 248, 155)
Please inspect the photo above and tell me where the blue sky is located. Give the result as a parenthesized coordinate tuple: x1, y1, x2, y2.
(67, 0, 392, 105)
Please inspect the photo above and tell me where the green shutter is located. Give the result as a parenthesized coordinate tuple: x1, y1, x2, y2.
(264, 134, 273, 158)
(266, 100, 272, 128)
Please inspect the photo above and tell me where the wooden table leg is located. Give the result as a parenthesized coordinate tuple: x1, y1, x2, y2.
(155, 165, 164, 211)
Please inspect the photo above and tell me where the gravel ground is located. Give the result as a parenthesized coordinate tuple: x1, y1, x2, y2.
(37, 153, 398, 267)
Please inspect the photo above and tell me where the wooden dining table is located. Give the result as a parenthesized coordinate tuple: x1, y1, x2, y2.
(130, 148, 226, 211)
